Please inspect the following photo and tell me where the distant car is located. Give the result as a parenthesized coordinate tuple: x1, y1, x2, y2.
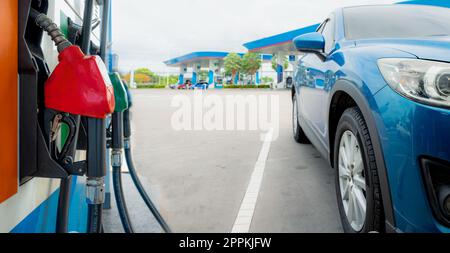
(191, 80, 209, 90)
(177, 83, 187, 89)
(169, 83, 179, 89)
(177, 80, 192, 90)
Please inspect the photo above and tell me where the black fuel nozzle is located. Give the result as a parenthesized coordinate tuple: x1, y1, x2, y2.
(86, 117, 107, 216)
(123, 84, 133, 141)
(123, 109, 132, 141)
(109, 72, 129, 165)
(111, 112, 124, 168)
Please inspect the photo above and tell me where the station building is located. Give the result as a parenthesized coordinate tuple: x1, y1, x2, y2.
(164, 52, 237, 86)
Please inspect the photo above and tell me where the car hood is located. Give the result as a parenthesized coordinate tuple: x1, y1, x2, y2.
(354, 36, 450, 63)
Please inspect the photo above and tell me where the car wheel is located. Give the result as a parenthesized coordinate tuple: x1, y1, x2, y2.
(292, 95, 310, 144)
(334, 107, 383, 233)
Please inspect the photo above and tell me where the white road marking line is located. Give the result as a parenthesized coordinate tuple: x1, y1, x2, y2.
(231, 129, 274, 233)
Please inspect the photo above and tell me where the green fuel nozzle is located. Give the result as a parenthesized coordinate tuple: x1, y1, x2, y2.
(109, 72, 129, 112)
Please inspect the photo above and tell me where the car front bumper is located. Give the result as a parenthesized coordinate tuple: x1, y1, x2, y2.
(373, 85, 450, 233)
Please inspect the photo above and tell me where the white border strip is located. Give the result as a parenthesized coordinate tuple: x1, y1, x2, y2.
(0, 178, 60, 232)
(231, 129, 273, 233)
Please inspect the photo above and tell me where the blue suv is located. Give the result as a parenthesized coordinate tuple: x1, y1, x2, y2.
(291, 5, 450, 233)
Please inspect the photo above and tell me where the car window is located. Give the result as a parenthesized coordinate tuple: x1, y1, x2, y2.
(344, 5, 450, 40)
(321, 15, 335, 54)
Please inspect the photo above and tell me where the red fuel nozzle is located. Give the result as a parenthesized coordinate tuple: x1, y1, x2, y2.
(44, 45, 115, 119)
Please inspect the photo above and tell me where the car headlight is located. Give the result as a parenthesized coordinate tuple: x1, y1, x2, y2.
(378, 58, 450, 108)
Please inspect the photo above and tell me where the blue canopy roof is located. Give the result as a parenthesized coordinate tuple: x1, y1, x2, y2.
(164, 52, 272, 67)
(164, 52, 242, 67)
(243, 24, 320, 52)
(398, 0, 450, 8)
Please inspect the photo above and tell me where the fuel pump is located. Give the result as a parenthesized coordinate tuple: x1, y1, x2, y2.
(27, 0, 170, 233)
(29, 2, 114, 233)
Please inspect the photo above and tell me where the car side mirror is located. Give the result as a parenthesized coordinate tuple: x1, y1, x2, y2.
(293, 32, 325, 53)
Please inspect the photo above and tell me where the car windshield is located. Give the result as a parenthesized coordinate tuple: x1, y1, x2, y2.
(343, 5, 450, 40)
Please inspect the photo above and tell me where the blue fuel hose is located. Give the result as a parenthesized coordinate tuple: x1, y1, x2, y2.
(124, 144, 172, 233)
(112, 164, 134, 233)
(122, 87, 171, 233)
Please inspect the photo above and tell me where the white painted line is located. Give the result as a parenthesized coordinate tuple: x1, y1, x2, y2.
(231, 129, 274, 233)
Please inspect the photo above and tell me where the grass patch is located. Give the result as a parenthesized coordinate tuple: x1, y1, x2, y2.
(136, 84, 167, 89)
(223, 84, 271, 89)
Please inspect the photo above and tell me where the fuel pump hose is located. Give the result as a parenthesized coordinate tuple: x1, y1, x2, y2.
(30, 8, 72, 53)
(87, 188, 103, 233)
(111, 111, 135, 233)
(112, 164, 134, 233)
(124, 142, 172, 233)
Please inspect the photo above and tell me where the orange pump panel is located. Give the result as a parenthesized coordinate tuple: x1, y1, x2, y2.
(0, 0, 18, 203)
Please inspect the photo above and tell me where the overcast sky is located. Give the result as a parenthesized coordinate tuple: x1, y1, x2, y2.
(112, 0, 396, 73)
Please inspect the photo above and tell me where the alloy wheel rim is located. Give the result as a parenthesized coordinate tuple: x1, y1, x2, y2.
(338, 130, 367, 231)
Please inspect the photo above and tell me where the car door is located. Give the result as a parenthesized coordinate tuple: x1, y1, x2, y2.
(296, 14, 338, 153)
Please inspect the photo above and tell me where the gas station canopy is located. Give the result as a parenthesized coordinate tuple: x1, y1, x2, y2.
(164, 51, 239, 68)
(243, 24, 319, 55)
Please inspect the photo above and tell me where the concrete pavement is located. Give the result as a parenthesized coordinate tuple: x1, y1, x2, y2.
(105, 88, 342, 233)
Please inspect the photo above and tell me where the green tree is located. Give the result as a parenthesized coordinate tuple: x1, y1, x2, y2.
(224, 53, 242, 84)
(271, 56, 289, 71)
(135, 68, 155, 77)
(168, 75, 179, 84)
(134, 73, 151, 84)
(134, 68, 157, 83)
(242, 52, 262, 84)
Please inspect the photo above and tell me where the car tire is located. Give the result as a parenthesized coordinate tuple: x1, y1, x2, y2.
(292, 95, 310, 144)
(334, 107, 383, 233)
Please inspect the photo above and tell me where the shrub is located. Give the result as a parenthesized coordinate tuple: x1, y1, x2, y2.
(223, 84, 271, 89)
(136, 84, 167, 89)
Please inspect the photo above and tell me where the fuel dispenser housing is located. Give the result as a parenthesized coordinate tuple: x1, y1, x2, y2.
(18, 0, 49, 183)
